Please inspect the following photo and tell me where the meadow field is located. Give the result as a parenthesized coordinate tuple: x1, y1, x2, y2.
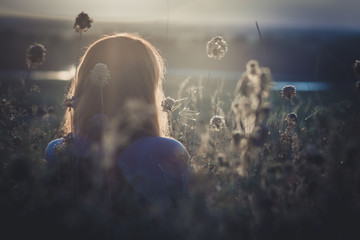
(1, 14, 360, 240)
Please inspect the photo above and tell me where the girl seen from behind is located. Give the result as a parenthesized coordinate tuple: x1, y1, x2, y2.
(45, 33, 190, 210)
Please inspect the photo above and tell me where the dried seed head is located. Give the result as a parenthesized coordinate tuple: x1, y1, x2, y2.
(26, 43, 46, 69)
(74, 12, 93, 32)
(206, 36, 228, 60)
(281, 85, 296, 100)
(246, 60, 260, 76)
(161, 97, 175, 112)
(210, 115, 225, 131)
(285, 113, 298, 127)
(90, 63, 110, 87)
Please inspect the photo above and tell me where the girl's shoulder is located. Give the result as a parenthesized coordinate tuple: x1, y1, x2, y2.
(116, 136, 190, 201)
(45, 138, 65, 162)
(118, 136, 189, 164)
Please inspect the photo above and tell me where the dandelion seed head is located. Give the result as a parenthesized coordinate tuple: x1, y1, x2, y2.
(161, 97, 175, 112)
(210, 115, 225, 131)
(281, 85, 296, 100)
(90, 63, 110, 87)
(206, 36, 228, 60)
(246, 60, 260, 75)
(26, 43, 46, 69)
(74, 11, 93, 32)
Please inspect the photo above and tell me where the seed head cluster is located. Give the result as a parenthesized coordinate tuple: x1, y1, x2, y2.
(210, 115, 225, 131)
(161, 97, 176, 113)
(206, 36, 228, 60)
(74, 12, 93, 32)
(281, 85, 296, 100)
(285, 113, 298, 127)
(26, 43, 46, 69)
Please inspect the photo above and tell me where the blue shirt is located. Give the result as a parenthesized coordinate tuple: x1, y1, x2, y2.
(45, 136, 190, 204)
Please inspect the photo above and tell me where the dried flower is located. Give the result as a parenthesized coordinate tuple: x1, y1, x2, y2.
(161, 97, 175, 112)
(206, 36, 228, 60)
(74, 12, 93, 32)
(281, 85, 296, 100)
(63, 96, 76, 111)
(210, 115, 225, 131)
(90, 63, 110, 87)
(285, 113, 298, 127)
(26, 43, 46, 69)
(354, 60, 360, 78)
(246, 60, 260, 76)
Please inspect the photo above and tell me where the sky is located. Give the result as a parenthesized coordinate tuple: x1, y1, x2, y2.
(1, 0, 360, 28)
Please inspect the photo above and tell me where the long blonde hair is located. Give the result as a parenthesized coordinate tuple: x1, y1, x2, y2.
(62, 33, 168, 142)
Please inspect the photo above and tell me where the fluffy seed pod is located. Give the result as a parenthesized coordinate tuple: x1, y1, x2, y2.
(74, 12, 93, 32)
(206, 36, 228, 60)
(26, 43, 46, 69)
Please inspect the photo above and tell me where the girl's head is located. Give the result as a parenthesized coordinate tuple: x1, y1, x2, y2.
(62, 33, 167, 142)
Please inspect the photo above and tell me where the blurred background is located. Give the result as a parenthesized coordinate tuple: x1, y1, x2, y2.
(1, 0, 360, 100)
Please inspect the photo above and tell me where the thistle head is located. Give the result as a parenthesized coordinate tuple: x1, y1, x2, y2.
(210, 115, 225, 131)
(281, 85, 296, 100)
(161, 97, 175, 112)
(90, 63, 110, 87)
(74, 12, 93, 32)
(206, 36, 228, 60)
(26, 43, 46, 69)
